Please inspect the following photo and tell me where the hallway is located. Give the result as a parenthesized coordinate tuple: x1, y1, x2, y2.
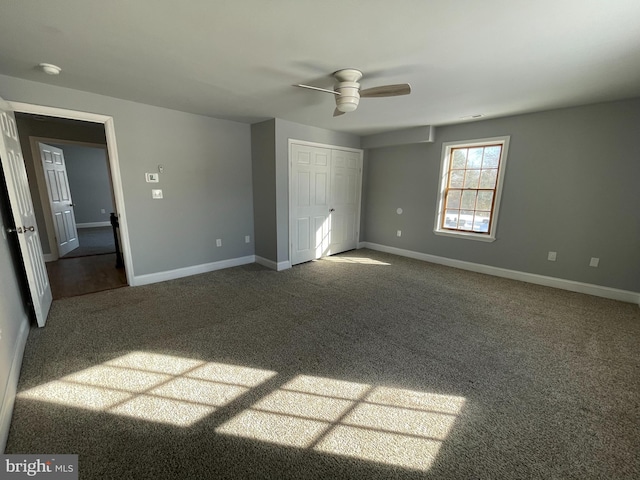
(46, 254, 127, 299)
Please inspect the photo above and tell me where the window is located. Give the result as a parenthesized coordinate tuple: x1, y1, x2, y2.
(434, 136, 510, 242)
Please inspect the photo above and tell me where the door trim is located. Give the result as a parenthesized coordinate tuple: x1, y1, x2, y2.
(288, 139, 363, 266)
(9, 101, 132, 284)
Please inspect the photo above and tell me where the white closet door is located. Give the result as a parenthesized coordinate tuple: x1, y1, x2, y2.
(328, 149, 361, 255)
(290, 143, 331, 265)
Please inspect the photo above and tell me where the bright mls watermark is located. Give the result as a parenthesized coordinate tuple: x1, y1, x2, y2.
(1, 455, 77, 479)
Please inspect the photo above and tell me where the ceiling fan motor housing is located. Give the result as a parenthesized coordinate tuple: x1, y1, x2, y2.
(335, 81, 360, 112)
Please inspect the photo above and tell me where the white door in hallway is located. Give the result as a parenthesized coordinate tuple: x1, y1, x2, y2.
(0, 96, 52, 327)
(38, 142, 79, 257)
(289, 142, 363, 266)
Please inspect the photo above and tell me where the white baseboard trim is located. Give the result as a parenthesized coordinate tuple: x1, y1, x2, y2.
(0, 318, 29, 452)
(255, 256, 291, 271)
(131, 255, 256, 286)
(359, 242, 640, 305)
(76, 221, 111, 228)
(43, 253, 57, 263)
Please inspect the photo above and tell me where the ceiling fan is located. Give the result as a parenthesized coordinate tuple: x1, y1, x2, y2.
(294, 68, 411, 117)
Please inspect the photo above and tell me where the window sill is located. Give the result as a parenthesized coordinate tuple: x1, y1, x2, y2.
(434, 230, 496, 242)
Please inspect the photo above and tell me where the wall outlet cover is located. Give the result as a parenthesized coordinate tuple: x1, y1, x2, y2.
(152, 189, 163, 199)
(547, 251, 557, 261)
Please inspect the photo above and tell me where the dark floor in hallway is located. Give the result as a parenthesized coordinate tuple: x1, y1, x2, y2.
(46, 253, 127, 299)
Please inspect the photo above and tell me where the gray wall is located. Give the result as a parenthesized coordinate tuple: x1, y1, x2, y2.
(0, 170, 30, 451)
(51, 144, 114, 225)
(274, 119, 361, 262)
(251, 120, 277, 260)
(362, 99, 640, 292)
(15, 114, 107, 254)
(1, 74, 254, 278)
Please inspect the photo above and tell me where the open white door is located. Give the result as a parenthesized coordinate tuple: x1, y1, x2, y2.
(38, 142, 79, 257)
(0, 97, 52, 327)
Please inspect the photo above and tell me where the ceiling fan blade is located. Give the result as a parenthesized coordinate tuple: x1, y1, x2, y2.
(294, 84, 340, 95)
(333, 108, 345, 117)
(360, 83, 411, 98)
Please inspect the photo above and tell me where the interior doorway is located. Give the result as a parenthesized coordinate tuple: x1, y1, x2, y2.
(13, 111, 128, 299)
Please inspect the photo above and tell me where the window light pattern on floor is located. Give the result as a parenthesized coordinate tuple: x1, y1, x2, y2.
(216, 375, 465, 471)
(17, 352, 276, 427)
(18, 352, 465, 472)
(321, 256, 391, 265)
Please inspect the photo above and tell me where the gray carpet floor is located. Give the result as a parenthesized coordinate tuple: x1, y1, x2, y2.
(62, 226, 115, 258)
(6, 249, 640, 479)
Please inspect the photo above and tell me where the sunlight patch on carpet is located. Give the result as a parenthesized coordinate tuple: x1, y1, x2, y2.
(17, 352, 277, 427)
(216, 375, 465, 471)
(322, 256, 391, 265)
(18, 352, 465, 470)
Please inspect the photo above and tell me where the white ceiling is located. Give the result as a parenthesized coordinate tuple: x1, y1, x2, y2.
(1, 0, 640, 135)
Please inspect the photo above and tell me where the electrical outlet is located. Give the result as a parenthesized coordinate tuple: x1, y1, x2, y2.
(397, 230, 402, 237)
(216, 239, 222, 247)
(245, 235, 250, 243)
(589, 257, 599, 267)
(547, 251, 557, 261)
(152, 189, 163, 199)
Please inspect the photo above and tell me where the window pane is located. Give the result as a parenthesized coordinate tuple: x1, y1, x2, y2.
(445, 190, 461, 209)
(444, 210, 459, 228)
(460, 190, 476, 210)
(452, 149, 467, 169)
(449, 170, 465, 188)
(482, 146, 501, 168)
(459, 210, 475, 230)
(479, 169, 497, 188)
(467, 148, 483, 168)
(476, 191, 494, 211)
(464, 170, 480, 188)
(473, 211, 491, 233)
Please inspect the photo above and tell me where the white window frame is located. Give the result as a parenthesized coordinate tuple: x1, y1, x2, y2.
(434, 136, 510, 242)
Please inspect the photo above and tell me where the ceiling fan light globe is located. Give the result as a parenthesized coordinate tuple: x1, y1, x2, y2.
(336, 96, 359, 112)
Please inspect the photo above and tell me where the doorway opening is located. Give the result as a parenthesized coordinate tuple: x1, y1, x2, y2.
(14, 111, 129, 299)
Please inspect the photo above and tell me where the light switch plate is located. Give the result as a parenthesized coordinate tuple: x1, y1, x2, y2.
(152, 189, 163, 199)
(146, 173, 159, 183)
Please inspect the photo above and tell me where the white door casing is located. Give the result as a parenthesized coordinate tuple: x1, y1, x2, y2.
(0, 97, 52, 327)
(38, 143, 79, 257)
(289, 140, 363, 266)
